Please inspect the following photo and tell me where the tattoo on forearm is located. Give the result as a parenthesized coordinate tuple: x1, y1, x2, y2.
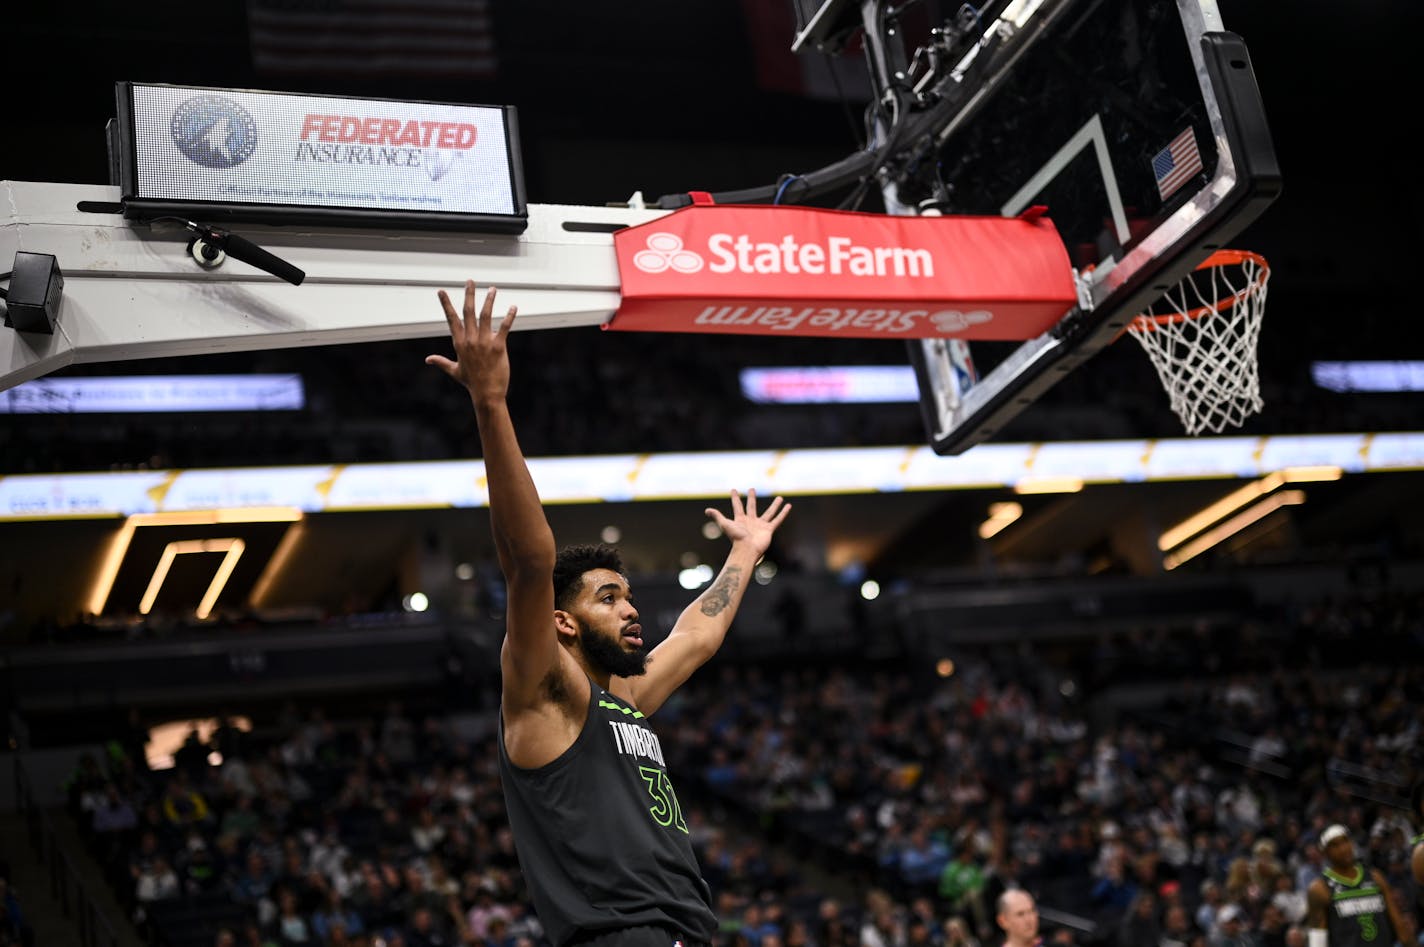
(699, 567, 742, 616)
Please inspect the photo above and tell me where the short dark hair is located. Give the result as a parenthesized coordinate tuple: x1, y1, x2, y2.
(1412, 781, 1424, 818)
(553, 543, 624, 611)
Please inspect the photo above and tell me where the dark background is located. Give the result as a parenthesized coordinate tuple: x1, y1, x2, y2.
(2, 1, 1421, 626)
(4, 0, 1416, 445)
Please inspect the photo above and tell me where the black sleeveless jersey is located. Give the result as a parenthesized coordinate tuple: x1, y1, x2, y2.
(1322, 863, 1394, 947)
(497, 680, 717, 947)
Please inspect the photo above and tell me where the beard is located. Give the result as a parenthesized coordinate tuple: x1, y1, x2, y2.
(578, 620, 648, 678)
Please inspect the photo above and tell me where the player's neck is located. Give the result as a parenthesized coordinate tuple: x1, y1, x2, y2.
(574, 654, 613, 691)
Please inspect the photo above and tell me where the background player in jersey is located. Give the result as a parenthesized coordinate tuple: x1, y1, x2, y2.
(426, 281, 791, 947)
(1305, 824, 1413, 947)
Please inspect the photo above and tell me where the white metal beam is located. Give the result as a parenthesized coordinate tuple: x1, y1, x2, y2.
(1, 180, 669, 392)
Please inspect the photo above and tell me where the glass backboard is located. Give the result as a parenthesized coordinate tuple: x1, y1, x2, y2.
(793, 0, 1280, 453)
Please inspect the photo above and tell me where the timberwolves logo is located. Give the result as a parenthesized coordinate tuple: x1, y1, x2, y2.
(171, 96, 258, 169)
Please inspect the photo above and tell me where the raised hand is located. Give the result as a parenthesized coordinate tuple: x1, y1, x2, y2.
(705, 488, 791, 557)
(425, 280, 518, 402)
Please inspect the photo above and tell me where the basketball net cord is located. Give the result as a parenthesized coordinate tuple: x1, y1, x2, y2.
(1125, 249, 1270, 436)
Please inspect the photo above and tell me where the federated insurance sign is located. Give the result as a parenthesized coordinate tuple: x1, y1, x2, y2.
(117, 82, 526, 230)
(608, 202, 1077, 340)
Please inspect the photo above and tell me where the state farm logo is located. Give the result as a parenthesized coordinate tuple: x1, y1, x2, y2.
(631, 231, 934, 278)
(633, 233, 704, 274)
(694, 304, 994, 335)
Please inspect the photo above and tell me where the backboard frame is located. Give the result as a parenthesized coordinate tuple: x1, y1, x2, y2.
(893, 0, 1282, 454)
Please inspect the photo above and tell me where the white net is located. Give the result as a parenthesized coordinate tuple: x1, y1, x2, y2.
(1126, 250, 1270, 436)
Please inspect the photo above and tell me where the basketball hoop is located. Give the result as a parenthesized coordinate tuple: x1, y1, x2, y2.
(1125, 249, 1270, 436)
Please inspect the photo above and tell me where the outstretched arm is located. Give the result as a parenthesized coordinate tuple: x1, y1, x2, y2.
(620, 488, 791, 715)
(427, 282, 557, 710)
(1305, 878, 1328, 946)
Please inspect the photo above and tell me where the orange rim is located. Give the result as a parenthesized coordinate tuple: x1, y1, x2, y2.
(1129, 249, 1270, 332)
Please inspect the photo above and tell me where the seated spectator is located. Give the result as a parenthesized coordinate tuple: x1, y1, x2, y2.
(1196, 880, 1225, 935)
(1115, 890, 1162, 946)
(493, 900, 536, 947)
(943, 915, 981, 947)
(1268, 872, 1306, 926)
(938, 847, 987, 931)
(90, 782, 139, 851)
(1210, 904, 1257, 947)
(63, 751, 110, 821)
(124, 829, 167, 900)
(403, 902, 464, 947)
(160, 771, 213, 830)
(178, 831, 225, 894)
(133, 855, 182, 925)
(266, 886, 313, 945)
(485, 914, 519, 947)
(398, 862, 446, 920)
(1160, 902, 1195, 947)
(217, 755, 259, 801)
(898, 826, 951, 896)
(464, 880, 511, 942)
(410, 806, 447, 854)
(1255, 902, 1290, 947)
(310, 887, 365, 943)
(230, 849, 277, 923)
(220, 793, 263, 841)
(860, 889, 906, 947)
(350, 867, 403, 933)
(1090, 854, 1138, 921)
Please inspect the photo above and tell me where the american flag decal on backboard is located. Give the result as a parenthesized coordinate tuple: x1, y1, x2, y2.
(246, 0, 497, 81)
(1152, 126, 1204, 201)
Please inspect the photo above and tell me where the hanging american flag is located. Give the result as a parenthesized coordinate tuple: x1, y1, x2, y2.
(1152, 126, 1204, 201)
(246, 0, 497, 81)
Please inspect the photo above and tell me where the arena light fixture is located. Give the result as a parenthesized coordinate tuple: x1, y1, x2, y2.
(246, 519, 307, 608)
(1157, 473, 1285, 552)
(978, 501, 1023, 539)
(1163, 489, 1305, 569)
(1158, 465, 1341, 553)
(139, 538, 246, 619)
(1282, 465, 1342, 482)
(86, 506, 303, 616)
(1013, 477, 1084, 494)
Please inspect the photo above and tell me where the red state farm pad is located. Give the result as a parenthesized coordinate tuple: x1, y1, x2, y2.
(607, 203, 1077, 341)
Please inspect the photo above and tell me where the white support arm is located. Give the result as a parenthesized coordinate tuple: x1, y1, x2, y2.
(0, 180, 670, 392)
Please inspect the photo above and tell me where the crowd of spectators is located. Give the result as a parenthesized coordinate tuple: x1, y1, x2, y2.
(52, 598, 1424, 947)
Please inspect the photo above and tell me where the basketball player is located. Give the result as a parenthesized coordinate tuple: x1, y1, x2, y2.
(1305, 824, 1413, 947)
(426, 281, 791, 947)
(995, 889, 1042, 947)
